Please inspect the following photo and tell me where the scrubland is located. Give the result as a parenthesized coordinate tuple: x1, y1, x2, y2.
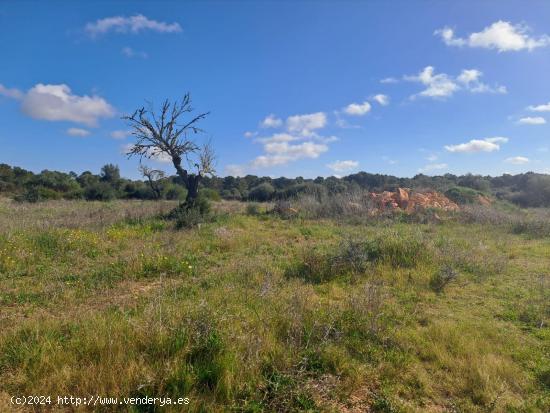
(0, 197, 548, 412)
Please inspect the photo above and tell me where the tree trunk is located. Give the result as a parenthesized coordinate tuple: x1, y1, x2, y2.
(186, 174, 200, 205)
(172, 155, 200, 206)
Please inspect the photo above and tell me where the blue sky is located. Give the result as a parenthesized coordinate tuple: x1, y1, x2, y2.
(1, 1, 549, 179)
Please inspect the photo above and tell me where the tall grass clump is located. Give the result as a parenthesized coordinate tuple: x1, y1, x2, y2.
(274, 189, 377, 220)
(458, 205, 550, 238)
(434, 236, 507, 279)
(362, 229, 428, 268)
(287, 229, 428, 284)
(167, 195, 212, 229)
(509, 217, 550, 238)
(430, 265, 459, 293)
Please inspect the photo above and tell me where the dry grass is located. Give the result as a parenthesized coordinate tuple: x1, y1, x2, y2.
(0, 198, 178, 231)
(0, 199, 548, 412)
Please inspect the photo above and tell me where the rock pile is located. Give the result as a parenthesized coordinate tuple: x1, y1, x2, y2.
(367, 188, 459, 212)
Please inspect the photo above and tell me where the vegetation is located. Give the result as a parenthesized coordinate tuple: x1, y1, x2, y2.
(0, 197, 548, 412)
(124, 95, 215, 206)
(3, 162, 550, 208)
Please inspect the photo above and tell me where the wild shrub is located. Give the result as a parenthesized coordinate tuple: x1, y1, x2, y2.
(458, 205, 513, 225)
(430, 265, 458, 293)
(259, 364, 317, 411)
(286, 248, 333, 284)
(445, 186, 484, 204)
(289, 190, 377, 220)
(436, 239, 506, 278)
(14, 187, 63, 203)
(510, 218, 550, 238)
(272, 199, 299, 219)
(288, 231, 427, 284)
(174, 206, 204, 229)
(331, 238, 371, 275)
(168, 194, 212, 229)
(287, 239, 373, 284)
(363, 230, 427, 268)
(200, 188, 221, 202)
(245, 203, 262, 216)
(346, 281, 386, 337)
(185, 330, 224, 392)
(248, 182, 275, 201)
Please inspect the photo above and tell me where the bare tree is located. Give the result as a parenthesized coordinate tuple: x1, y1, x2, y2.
(139, 164, 165, 200)
(124, 94, 215, 206)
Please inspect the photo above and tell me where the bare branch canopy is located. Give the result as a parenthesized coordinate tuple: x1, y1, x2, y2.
(123, 94, 215, 204)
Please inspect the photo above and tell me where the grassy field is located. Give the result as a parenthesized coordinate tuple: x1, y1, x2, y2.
(0, 198, 548, 412)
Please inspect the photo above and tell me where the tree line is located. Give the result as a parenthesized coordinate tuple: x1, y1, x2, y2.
(1, 162, 550, 207)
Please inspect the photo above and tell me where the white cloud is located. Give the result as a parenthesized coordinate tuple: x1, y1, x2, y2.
(244, 131, 256, 138)
(405, 66, 506, 99)
(110, 130, 131, 139)
(335, 117, 361, 129)
(405, 66, 459, 99)
(256, 133, 299, 144)
(527, 102, 550, 112)
(456, 69, 480, 85)
(505, 156, 529, 164)
(457, 69, 507, 93)
(251, 141, 328, 168)
(260, 114, 283, 128)
(517, 116, 546, 125)
(0, 84, 23, 99)
(66, 127, 90, 137)
(380, 77, 398, 84)
(121, 47, 148, 59)
(435, 21, 550, 52)
(418, 163, 448, 173)
(434, 27, 466, 46)
(85, 14, 182, 37)
(445, 137, 508, 153)
(225, 164, 245, 177)
(343, 101, 371, 116)
(327, 160, 359, 172)
(426, 154, 439, 161)
(372, 94, 389, 106)
(264, 140, 327, 157)
(15, 84, 115, 127)
(286, 112, 327, 135)
(485, 137, 509, 144)
(236, 111, 333, 171)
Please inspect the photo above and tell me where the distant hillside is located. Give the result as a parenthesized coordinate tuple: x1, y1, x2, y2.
(1, 163, 550, 207)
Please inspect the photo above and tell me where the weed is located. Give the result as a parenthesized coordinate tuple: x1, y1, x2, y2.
(245, 203, 262, 216)
(430, 265, 459, 293)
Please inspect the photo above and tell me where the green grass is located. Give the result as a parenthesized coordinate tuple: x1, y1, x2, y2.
(0, 199, 548, 412)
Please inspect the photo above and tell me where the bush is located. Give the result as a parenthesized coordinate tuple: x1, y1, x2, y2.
(331, 238, 371, 275)
(286, 249, 333, 284)
(363, 230, 427, 268)
(287, 231, 427, 284)
(168, 194, 212, 229)
(15, 186, 62, 203)
(248, 183, 275, 202)
(200, 188, 221, 201)
(173, 206, 204, 229)
(84, 182, 117, 201)
(510, 218, 550, 238)
(246, 203, 262, 216)
(164, 184, 186, 200)
(284, 190, 378, 220)
(445, 186, 483, 205)
(430, 265, 458, 293)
